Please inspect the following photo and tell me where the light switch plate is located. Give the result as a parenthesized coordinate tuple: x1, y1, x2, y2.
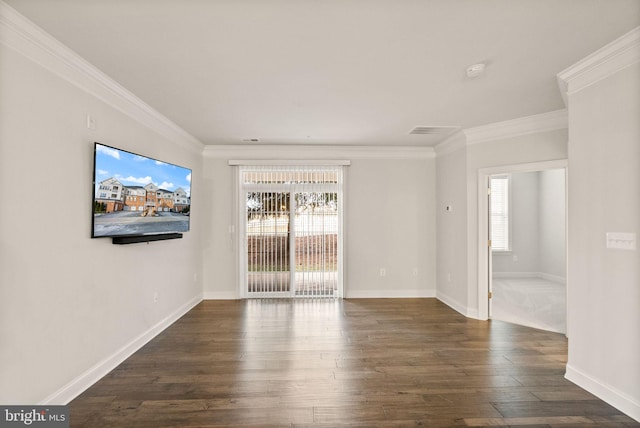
(606, 232, 636, 250)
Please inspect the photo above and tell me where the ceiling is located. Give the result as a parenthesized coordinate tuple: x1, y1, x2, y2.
(5, 0, 640, 147)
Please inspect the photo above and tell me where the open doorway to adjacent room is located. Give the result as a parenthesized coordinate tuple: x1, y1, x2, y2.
(478, 160, 567, 334)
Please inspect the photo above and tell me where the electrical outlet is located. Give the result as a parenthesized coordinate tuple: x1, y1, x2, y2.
(153, 292, 159, 303)
(413, 268, 418, 277)
(379, 268, 386, 277)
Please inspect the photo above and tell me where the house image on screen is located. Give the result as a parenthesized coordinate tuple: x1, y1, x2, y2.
(143, 182, 158, 215)
(173, 187, 190, 213)
(157, 189, 175, 212)
(124, 186, 146, 211)
(95, 177, 124, 212)
(96, 178, 190, 214)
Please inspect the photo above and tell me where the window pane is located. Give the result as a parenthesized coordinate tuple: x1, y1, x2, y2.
(490, 176, 510, 251)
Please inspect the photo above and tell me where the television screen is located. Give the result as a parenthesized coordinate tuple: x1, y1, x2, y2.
(92, 143, 192, 238)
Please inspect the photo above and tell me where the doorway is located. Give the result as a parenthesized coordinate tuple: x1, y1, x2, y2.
(478, 160, 568, 334)
(489, 169, 566, 333)
(239, 166, 344, 298)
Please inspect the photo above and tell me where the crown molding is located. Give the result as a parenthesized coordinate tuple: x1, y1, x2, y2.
(434, 130, 467, 157)
(557, 26, 640, 105)
(464, 109, 568, 146)
(203, 144, 436, 160)
(0, 1, 203, 154)
(434, 109, 569, 156)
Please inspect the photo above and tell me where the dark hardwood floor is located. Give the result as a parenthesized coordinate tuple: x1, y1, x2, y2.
(70, 299, 639, 427)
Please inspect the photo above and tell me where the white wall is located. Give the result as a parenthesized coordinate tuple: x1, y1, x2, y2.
(201, 158, 237, 299)
(538, 169, 566, 279)
(202, 150, 437, 299)
(345, 158, 436, 297)
(435, 137, 469, 312)
(565, 59, 640, 420)
(0, 39, 203, 403)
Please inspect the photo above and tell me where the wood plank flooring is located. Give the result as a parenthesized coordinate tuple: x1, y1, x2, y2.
(69, 299, 639, 427)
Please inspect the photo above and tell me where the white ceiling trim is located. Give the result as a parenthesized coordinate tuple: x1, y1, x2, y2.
(557, 26, 640, 105)
(434, 130, 467, 157)
(0, 1, 203, 154)
(464, 109, 568, 146)
(203, 145, 435, 160)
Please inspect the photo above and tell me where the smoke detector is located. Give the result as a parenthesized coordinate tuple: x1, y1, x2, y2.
(466, 63, 486, 78)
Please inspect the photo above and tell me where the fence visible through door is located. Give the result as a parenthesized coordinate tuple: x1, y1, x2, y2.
(240, 166, 343, 298)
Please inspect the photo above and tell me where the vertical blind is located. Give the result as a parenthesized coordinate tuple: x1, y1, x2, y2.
(239, 164, 344, 298)
(490, 175, 510, 252)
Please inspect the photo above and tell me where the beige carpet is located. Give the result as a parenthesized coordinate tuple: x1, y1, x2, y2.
(491, 276, 566, 334)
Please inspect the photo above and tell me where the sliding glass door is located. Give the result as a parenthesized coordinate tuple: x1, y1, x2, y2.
(292, 191, 338, 297)
(240, 167, 343, 298)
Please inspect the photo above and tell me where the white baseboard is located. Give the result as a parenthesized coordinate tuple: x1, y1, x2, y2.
(435, 291, 469, 317)
(40, 294, 203, 405)
(539, 272, 566, 284)
(565, 364, 640, 422)
(345, 289, 436, 299)
(465, 306, 480, 319)
(203, 291, 239, 300)
(492, 271, 539, 279)
(493, 271, 566, 284)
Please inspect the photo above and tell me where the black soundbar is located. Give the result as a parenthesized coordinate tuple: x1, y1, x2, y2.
(112, 233, 183, 245)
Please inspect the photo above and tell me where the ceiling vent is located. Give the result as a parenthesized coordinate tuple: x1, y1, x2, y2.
(408, 126, 459, 135)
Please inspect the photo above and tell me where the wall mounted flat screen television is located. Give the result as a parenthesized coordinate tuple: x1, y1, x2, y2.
(92, 142, 192, 239)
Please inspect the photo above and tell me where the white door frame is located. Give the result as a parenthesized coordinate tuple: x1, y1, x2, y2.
(477, 159, 568, 321)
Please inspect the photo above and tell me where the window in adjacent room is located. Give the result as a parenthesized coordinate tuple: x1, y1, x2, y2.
(490, 174, 511, 252)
